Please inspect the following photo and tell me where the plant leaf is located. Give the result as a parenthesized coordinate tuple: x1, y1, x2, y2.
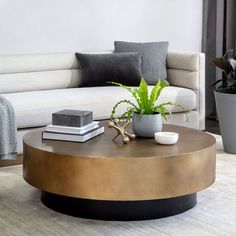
(229, 58, 236, 70)
(213, 57, 232, 74)
(209, 79, 223, 88)
(110, 99, 138, 121)
(149, 80, 167, 109)
(137, 78, 149, 113)
(223, 49, 235, 59)
(149, 80, 160, 109)
(108, 81, 141, 108)
(155, 102, 188, 122)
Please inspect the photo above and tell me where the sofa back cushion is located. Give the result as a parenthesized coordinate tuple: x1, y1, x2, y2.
(0, 53, 81, 94)
(0, 51, 200, 94)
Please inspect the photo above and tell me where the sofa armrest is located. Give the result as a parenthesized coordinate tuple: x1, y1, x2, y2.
(167, 52, 205, 130)
(167, 52, 205, 90)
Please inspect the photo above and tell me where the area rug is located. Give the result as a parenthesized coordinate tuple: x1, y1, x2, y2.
(0, 134, 236, 236)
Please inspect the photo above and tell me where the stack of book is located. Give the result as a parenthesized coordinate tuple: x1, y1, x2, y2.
(42, 109, 104, 143)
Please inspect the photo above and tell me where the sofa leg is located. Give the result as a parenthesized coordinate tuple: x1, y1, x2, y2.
(0, 154, 23, 167)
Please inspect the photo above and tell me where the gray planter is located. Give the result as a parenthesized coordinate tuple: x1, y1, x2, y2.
(215, 91, 236, 153)
(132, 112, 162, 137)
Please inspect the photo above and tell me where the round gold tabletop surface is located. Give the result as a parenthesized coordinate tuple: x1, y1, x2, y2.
(23, 123, 215, 159)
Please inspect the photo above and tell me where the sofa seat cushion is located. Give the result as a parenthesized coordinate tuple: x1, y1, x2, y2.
(2, 86, 197, 129)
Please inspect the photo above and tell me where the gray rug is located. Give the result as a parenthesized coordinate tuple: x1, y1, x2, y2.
(0, 134, 236, 236)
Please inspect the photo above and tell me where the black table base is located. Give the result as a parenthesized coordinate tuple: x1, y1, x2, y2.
(41, 192, 197, 221)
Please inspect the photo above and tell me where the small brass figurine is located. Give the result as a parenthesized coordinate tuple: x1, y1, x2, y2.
(108, 118, 136, 144)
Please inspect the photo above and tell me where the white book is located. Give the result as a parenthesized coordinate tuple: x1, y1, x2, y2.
(42, 126, 104, 143)
(45, 121, 99, 135)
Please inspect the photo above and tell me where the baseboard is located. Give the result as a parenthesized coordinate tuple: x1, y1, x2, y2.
(0, 155, 23, 167)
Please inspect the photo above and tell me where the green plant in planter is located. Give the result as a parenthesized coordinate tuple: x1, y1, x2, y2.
(211, 49, 236, 93)
(212, 49, 236, 153)
(110, 78, 187, 122)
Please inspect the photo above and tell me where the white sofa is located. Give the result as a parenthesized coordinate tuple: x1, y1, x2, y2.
(0, 51, 205, 154)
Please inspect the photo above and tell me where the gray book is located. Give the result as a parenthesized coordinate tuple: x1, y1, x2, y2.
(42, 126, 104, 143)
(52, 109, 93, 127)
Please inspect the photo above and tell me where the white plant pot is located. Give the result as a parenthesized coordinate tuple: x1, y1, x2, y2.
(132, 113, 162, 138)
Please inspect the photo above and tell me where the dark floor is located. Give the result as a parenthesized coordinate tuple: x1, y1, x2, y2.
(205, 118, 220, 135)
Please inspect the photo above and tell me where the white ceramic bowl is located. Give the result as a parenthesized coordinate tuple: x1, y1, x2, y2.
(154, 132, 179, 145)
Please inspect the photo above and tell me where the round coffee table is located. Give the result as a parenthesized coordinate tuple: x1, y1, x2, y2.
(23, 122, 216, 221)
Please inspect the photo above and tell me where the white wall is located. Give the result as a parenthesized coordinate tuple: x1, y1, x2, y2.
(0, 0, 203, 55)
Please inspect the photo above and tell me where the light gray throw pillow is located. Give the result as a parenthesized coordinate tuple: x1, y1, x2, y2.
(114, 41, 169, 85)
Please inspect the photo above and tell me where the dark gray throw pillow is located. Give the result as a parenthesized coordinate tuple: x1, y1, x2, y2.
(114, 41, 169, 85)
(75, 52, 142, 87)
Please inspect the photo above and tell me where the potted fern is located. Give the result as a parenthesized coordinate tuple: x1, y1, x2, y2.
(212, 49, 236, 153)
(110, 78, 187, 137)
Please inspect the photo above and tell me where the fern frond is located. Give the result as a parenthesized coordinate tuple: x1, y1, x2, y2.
(155, 102, 188, 122)
(149, 80, 161, 108)
(108, 81, 141, 107)
(110, 99, 139, 120)
(137, 78, 149, 113)
(149, 80, 168, 108)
